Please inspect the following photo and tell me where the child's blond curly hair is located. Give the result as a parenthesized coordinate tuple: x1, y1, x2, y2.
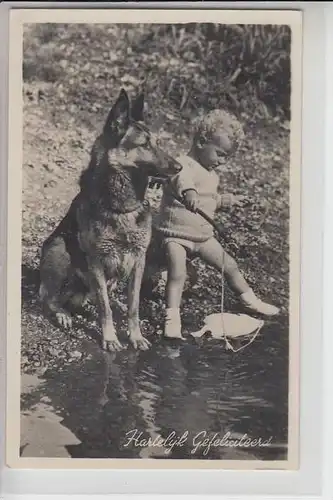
(193, 109, 245, 153)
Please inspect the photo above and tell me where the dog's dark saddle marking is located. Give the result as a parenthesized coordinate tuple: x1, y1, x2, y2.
(42, 195, 89, 273)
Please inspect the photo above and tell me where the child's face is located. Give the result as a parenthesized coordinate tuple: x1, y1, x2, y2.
(196, 129, 233, 171)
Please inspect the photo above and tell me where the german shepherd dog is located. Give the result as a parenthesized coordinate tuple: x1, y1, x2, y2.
(39, 89, 182, 351)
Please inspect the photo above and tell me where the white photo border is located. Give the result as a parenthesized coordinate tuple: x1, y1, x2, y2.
(0, 2, 332, 499)
(6, 4, 302, 472)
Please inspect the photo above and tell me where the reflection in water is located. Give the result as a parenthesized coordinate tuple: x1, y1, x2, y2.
(21, 318, 289, 461)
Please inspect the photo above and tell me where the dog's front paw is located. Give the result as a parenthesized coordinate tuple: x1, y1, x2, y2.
(129, 334, 151, 351)
(102, 336, 124, 352)
(56, 311, 72, 329)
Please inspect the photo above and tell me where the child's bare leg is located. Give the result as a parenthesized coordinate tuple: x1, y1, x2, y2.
(197, 237, 249, 295)
(197, 238, 280, 316)
(164, 242, 187, 339)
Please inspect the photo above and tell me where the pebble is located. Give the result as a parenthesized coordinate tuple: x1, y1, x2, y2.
(48, 347, 60, 357)
(40, 396, 51, 403)
(70, 350, 82, 359)
(42, 163, 53, 172)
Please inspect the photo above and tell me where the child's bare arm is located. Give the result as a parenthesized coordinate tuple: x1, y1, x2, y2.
(171, 162, 197, 198)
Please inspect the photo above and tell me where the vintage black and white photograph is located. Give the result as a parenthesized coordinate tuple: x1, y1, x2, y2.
(7, 9, 302, 468)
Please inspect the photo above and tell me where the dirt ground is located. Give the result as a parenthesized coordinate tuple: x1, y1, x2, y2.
(21, 78, 290, 370)
(19, 24, 291, 457)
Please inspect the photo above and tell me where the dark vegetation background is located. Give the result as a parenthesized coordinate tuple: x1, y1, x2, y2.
(21, 23, 291, 371)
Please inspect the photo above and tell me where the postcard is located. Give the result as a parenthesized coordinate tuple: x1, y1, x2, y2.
(6, 7, 302, 470)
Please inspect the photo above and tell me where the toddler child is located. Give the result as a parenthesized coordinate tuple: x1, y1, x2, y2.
(154, 109, 280, 339)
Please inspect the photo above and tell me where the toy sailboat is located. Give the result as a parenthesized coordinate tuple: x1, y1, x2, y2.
(190, 312, 264, 352)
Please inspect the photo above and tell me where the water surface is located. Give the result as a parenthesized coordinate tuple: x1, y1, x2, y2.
(21, 317, 289, 461)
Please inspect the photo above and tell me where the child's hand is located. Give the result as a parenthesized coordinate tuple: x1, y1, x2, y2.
(218, 193, 249, 211)
(182, 189, 198, 212)
(232, 195, 247, 207)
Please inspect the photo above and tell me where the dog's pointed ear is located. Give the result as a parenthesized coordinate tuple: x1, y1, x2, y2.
(103, 88, 130, 143)
(131, 92, 145, 122)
